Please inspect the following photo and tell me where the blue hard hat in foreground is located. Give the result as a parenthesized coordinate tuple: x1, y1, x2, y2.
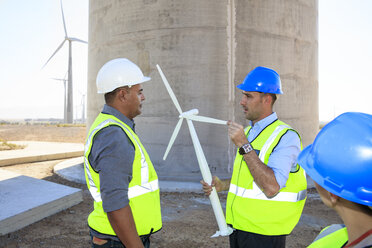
(237, 66, 283, 94)
(297, 112, 372, 206)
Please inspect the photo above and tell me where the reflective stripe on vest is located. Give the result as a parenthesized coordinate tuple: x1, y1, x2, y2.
(229, 124, 305, 203)
(229, 183, 307, 202)
(128, 179, 159, 199)
(307, 224, 348, 248)
(85, 118, 154, 202)
(259, 124, 289, 161)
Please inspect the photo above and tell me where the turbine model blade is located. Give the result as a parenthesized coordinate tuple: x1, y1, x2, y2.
(185, 115, 227, 125)
(163, 118, 184, 160)
(60, 0, 68, 37)
(42, 40, 66, 69)
(69, 37, 88, 44)
(156, 64, 183, 114)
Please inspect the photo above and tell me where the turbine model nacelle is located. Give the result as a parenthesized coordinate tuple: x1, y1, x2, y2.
(179, 109, 199, 118)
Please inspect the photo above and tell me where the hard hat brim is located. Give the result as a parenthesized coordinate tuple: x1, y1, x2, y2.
(127, 76, 151, 87)
(236, 83, 283, 94)
(97, 76, 151, 94)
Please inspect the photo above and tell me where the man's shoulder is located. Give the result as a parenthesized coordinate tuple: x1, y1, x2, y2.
(96, 124, 127, 137)
(92, 124, 132, 147)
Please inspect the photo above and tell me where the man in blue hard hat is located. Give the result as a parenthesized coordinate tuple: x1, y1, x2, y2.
(297, 112, 372, 248)
(202, 66, 307, 248)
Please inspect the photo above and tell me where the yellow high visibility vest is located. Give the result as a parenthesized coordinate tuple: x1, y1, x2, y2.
(226, 119, 307, 235)
(84, 113, 162, 236)
(307, 224, 348, 248)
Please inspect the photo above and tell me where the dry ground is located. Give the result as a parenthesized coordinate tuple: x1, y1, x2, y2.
(0, 124, 342, 248)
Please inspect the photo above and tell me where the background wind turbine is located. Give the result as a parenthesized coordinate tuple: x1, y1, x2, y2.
(77, 90, 86, 123)
(51, 71, 68, 122)
(42, 0, 87, 123)
(157, 64, 233, 237)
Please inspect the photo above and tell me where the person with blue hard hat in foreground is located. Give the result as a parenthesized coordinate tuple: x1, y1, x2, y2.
(297, 112, 372, 248)
(84, 58, 162, 248)
(201, 66, 307, 248)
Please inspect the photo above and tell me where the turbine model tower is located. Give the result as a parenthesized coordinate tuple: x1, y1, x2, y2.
(42, 0, 87, 123)
(157, 65, 233, 237)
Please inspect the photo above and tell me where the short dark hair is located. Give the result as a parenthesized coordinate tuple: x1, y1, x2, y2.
(260, 93, 277, 106)
(269, 93, 277, 105)
(104, 86, 129, 104)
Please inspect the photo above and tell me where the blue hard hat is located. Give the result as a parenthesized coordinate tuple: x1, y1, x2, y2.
(297, 112, 372, 206)
(237, 66, 283, 94)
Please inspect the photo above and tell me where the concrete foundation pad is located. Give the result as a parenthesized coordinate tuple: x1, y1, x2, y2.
(55, 157, 204, 192)
(54, 157, 85, 184)
(0, 169, 82, 235)
(0, 141, 84, 167)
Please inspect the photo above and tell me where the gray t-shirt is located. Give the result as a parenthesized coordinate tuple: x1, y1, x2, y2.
(88, 104, 136, 239)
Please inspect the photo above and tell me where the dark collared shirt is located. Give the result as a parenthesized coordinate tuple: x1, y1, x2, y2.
(89, 104, 135, 212)
(89, 104, 136, 240)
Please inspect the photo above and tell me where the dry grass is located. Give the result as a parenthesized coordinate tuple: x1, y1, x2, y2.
(0, 124, 86, 143)
(0, 138, 26, 151)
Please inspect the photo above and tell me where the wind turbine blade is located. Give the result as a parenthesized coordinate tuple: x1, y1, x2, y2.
(163, 118, 183, 160)
(60, 0, 68, 36)
(51, 78, 63, 81)
(186, 115, 228, 125)
(69, 37, 88, 44)
(42, 40, 66, 69)
(156, 64, 183, 114)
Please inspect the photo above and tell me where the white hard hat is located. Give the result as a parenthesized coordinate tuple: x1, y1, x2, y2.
(96, 58, 151, 94)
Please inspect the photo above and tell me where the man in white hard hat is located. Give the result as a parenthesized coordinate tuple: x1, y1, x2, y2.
(84, 58, 162, 248)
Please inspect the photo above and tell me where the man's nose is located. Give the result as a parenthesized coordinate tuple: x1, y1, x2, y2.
(240, 97, 245, 106)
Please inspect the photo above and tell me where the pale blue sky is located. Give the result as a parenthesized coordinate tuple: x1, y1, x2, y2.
(0, 0, 371, 122)
(0, 0, 88, 120)
(319, 0, 372, 121)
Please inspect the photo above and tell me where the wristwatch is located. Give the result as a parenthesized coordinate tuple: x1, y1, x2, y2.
(239, 143, 253, 155)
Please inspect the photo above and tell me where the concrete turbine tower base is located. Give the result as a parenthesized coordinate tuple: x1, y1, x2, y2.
(87, 0, 318, 181)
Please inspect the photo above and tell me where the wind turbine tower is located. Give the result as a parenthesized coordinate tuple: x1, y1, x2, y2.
(43, 0, 87, 123)
(51, 73, 68, 122)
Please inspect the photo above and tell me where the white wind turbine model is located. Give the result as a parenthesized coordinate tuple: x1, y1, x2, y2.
(157, 64, 233, 237)
(42, 0, 88, 123)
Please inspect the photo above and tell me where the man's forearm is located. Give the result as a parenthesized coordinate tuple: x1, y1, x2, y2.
(227, 121, 280, 197)
(107, 205, 144, 248)
(220, 179, 231, 192)
(243, 151, 280, 198)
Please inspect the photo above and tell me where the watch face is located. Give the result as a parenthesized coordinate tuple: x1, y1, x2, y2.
(239, 147, 244, 155)
(239, 143, 252, 155)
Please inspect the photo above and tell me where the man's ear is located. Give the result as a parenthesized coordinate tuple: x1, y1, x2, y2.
(263, 93, 272, 105)
(118, 88, 129, 102)
(329, 192, 340, 205)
